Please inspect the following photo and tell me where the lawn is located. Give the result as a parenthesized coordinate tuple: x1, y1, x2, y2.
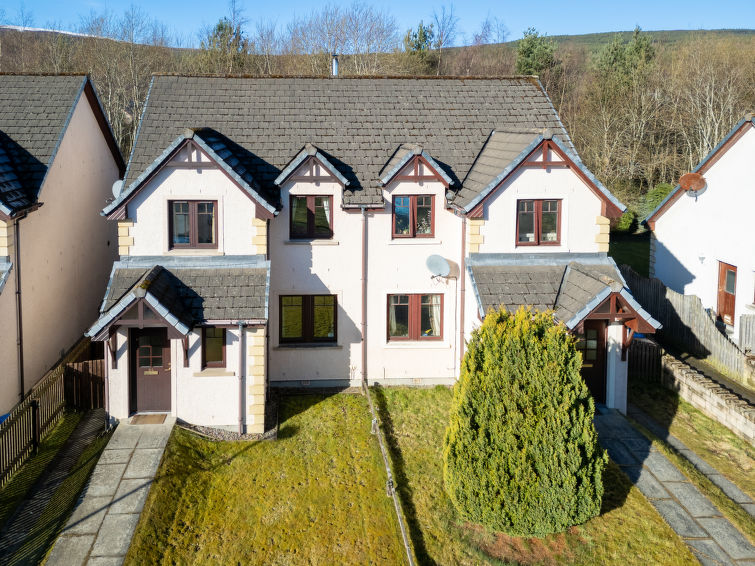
(375, 386, 696, 566)
(125, 394, 407, 565)
(629, 380, 755, 541)
(609, 232, 650, 277)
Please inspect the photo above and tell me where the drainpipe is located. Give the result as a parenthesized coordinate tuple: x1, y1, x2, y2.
(238, 321, 246, 434)
(361, 207, 368, 385)
(14, 216, 24, 402)
(458, 215, 467, 370)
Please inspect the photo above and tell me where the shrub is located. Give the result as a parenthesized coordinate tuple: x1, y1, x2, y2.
(614, 209, 638, 233)
(443, 307, 606, 537)
(641, 182, 674, 219)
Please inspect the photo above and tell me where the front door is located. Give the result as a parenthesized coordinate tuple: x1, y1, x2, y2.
(130, 328, 171, 413)
(717, 262, 737, 326)
(576, 320, 607, 404)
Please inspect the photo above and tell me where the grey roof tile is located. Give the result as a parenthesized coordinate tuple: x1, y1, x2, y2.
(125, 76, 570, 207)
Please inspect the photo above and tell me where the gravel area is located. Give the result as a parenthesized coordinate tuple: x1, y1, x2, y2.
(177, 395, 279, 442)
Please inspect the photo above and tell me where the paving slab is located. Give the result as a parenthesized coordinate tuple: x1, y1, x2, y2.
(109, 479, 152, 515)
(123, 448, 163, 479)
(686, 539, 735, 566)
(104, 428, 142, 450)
(642, 452, 688, 482)
(617, 436, 654, 454)
(697, 517, 755, 561)
(90, 514, 141, 557)
(707, 475, 752, 505)
(63, 496, 112, 535)
(603, 439, 641, 466)
(742, 503, 755, 518)
(97, 449, 133, 465)
(87, 558, 125, 566)
(45, 533, 96, 566)
(620, 466, 669, 499)
(651, 499, 709, 538)
(136, 426, 172, 449)
(664, 482, 721, 518)
(678, 449, 718, 475)
(86, 463, 127, 498)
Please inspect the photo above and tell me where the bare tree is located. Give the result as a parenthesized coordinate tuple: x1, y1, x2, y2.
(250, 20, 279, 75)
(343, 3, 398, 75)
(432, 4, 458, 75)
(41, 22, 76, 73)
(14, 4, 35, 71)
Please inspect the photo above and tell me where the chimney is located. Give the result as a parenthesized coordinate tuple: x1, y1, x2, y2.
(331, 53, 339, 77)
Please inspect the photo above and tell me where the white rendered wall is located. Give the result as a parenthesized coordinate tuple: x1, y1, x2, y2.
(476, 163, 604, 254)
(126, 151, 258, 257)
(15, 94, 119, 398)
(365, 176, 463, 385)
(268, 174, 364, 386)
(653, 127, 755, 341)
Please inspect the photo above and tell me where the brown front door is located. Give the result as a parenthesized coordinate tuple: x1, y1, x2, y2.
(130, 328, 171, 413)
(576, 320, 607, 404)
(717, 262, 737, 326)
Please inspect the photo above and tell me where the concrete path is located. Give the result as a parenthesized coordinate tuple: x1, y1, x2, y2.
(595, 407, 755, 566)
(628, 404, 755, 519)
(0, 410, 105, 566)
(47, 417, 174, 566)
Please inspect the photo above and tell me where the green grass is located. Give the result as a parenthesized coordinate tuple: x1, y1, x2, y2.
(609, 232, 650, 276)
(0, 411, 82, 529)
(375, 386, 696, 565)
(125, 394, 407, 565)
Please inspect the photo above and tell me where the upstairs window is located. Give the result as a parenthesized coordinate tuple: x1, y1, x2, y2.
(517, 199, 561, 246)
(202, 327, 226, 368)
(393, 195, 434, 238)
(280, 295, 337, 343)
(290, 195, 333, 239)
(169, 200, 217, 249)
(388, 294, 442, 340)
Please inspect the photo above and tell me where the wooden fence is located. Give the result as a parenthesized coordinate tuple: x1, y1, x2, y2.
(628, 338, 663, 382)
(0, 339, 104, 488)
(619, 265, 748, 382)
(740, 315, 755, 353)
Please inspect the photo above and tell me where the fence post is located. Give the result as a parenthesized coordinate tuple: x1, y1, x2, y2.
(31, 399, 40, 455)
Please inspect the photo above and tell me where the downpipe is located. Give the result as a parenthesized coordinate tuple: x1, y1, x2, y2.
(238, 321, 246, 435)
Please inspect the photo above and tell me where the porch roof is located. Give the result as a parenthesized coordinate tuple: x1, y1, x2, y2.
(467, 252, 660, 331)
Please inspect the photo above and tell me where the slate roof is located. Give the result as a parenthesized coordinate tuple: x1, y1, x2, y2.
(101, 264, 269, 323)
(467, 253, 658, 329)
(125, 76, 570, 207)
(0, 75, 89, 215)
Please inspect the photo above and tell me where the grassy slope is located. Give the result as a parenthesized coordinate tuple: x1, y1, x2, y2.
(0, 412, 81, 529)
(377, 386, 695, 566)
(126, 394, 406, 565)
(609, 232, 650, 277)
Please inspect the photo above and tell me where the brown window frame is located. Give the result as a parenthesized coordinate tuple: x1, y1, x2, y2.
(516, 199, 561, 246)
(387, 293, 443, 341)
(289, 195, 334, 239)
(392, 195, 435, 239)
(279, 294, 338, 344)
(169, 200, 219, 249)
(201, 327, 226, 368)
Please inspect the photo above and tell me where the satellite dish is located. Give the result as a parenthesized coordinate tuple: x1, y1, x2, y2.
(112, 179, 124, 198)
(426, 255, 451, 278)
(679, 172, 706, 192)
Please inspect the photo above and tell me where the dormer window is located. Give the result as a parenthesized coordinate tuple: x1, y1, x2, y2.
(517, 199, 561, 246)
(169, 200, 217, 249)
(392, 195, 434, 238)
(290, 195, 333, 239)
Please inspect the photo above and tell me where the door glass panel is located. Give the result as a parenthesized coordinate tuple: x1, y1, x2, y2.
(725, 269, 736, 294)
(150, 352, 163, 367)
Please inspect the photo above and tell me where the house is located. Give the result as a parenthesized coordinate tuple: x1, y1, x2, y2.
(86, 75, 657, 430)
(0, 75, 124, 415)
(646, 115, 755, 347)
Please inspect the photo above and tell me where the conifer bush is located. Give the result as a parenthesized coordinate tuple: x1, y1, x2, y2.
(443, 307, 606, 536)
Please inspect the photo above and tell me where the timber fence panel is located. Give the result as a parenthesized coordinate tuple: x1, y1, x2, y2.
(619, 265, 747, 382)
(741, 315, 755, 353)
(628, 338, 662, 382)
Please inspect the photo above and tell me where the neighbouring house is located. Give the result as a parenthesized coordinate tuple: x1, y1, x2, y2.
(646, 115, 755, 347)
(86, 75, 657, 430)
(0, 75, 124, 415)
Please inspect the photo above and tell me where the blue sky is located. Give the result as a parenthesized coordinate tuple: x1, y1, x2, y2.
(4, 0, 753, 46)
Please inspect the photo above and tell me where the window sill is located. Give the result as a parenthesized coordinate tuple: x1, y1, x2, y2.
(388, 238, 442, 245)
(284, 240, 340, 246)
(384, 341, 450, 349)
(193, 368, 235, 377)
(274, 343, 342, 350)
(745, 303, 755, 311)
(167, 249, 223, 256)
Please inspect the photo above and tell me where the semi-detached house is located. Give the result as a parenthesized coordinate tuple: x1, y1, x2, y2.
(87, 75, 659, 433)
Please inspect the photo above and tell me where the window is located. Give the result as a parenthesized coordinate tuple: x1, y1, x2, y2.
(280, 295, 337, 343)
(202, 327, 226, 368)
(516, 199, 561, 246)
(392, 195, 434, 238)
(387, 294, 442, 340)
(169, 200, 217, 249)
(290, 195, 333, 239)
